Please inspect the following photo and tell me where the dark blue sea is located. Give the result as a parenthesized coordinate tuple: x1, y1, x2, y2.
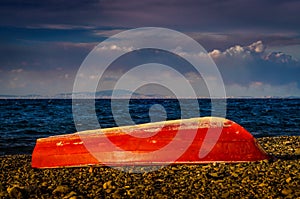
(1, 98, 300, 155)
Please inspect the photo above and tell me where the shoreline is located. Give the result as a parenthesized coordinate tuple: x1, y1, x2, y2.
(1, 136, 300, 198)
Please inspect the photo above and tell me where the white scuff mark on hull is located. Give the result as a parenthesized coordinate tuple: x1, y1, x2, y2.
(56, 141, 63, 146)
(73, 141, 83, 145)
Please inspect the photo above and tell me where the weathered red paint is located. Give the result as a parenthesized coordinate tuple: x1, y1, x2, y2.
(31, 117, 270, 168)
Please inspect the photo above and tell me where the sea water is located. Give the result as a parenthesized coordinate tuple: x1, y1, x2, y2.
(0, 98, 299, 155)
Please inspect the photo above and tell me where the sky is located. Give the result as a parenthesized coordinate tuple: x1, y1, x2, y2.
(1, 0, 300, 97)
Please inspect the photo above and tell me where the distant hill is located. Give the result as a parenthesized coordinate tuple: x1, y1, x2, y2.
(0, 94, 44, 99)
(0, 94, 19, 98)
(55, 89, 162, 99)
(96, 89, 141, 97)
(0, 89, 163, 99)
(1, 91, 299, 99)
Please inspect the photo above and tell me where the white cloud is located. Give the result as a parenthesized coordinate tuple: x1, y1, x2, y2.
(55, 42, 97, 49)
(27, 24, 95, 30)
(10, 68, 24, 73)
(96, 44, 134, 52)
(92, 29, 126, 37)
(209, 40, 300, 97)
(248, 40, 265, 53)
(209, 40, 299, 65)
(209, 49, 222, 58)
(225, 45, 245, 56)
(187, 32, 229, 42)
(209, 40, 266, 59)
(263, 52, 295, 63)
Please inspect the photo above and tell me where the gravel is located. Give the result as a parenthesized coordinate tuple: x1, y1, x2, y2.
(1, 136, 300, 198)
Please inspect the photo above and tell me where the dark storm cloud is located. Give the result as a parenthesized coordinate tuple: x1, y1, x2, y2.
(1, 0, 300, 32)
(1, 0, 300, 49)
(0, 27, 88, 46)
(0, 0, 101, 26)
(0, 40, 94, 72)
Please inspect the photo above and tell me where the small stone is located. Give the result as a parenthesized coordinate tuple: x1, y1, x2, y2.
(262, 159, 269, 164)
(221, 191, 230, 198)
(286, 177, 292, 183)
(209, 173, 219, 178)
(295, 147, 300, 154)
(105, 189, 113, 193)
(41, 182, 48, 187)
(63, 191, 77, 199)
(281, 188, 292, 195)
(283, 141, 292, 145)
(53, 185, 70, 194)
(258, 183, 267, 187)
(193, 183, 200, 189)
(7, 186, 26, 199)
(0, 183, 4, 192)
(103, 181, 113, 189)
(112, 189, 123, 199)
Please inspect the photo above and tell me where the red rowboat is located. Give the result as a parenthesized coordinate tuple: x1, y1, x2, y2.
(32, 117, 270, 168)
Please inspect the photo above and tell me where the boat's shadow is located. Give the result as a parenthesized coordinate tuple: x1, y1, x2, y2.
(273, 154, 300, 161)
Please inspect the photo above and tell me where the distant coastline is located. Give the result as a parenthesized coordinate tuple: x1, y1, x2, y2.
(1, 89, 300, 99)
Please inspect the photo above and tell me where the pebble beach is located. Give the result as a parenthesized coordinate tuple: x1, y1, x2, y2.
(1, 136, 300, 198)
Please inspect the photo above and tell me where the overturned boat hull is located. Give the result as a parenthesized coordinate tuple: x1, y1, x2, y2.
(32, 117, 270, 168)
